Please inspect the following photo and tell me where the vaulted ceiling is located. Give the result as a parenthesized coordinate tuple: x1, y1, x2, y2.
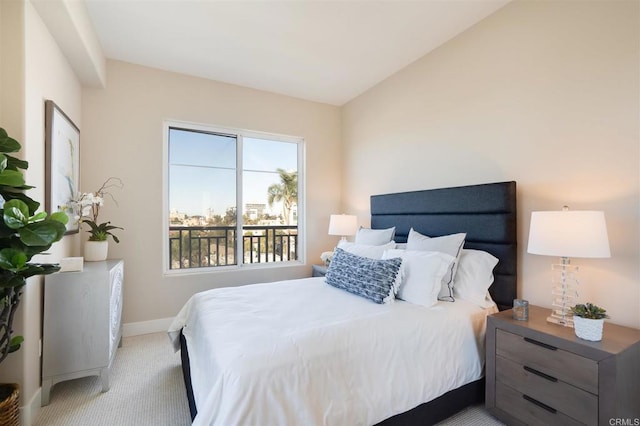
(52, 1, 511, 105)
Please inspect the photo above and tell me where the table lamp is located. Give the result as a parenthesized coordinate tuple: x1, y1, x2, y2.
(527, 207, 610, 327)
(328, 214, 357, 242)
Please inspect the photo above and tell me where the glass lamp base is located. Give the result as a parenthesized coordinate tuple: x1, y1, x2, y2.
(547, 259, 579, 328)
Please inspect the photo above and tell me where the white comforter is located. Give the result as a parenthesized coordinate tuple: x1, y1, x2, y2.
(168, 277, 496, 426)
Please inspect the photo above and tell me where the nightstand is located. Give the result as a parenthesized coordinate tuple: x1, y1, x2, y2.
(486, 305, 640, 425)
(312, 264, 328, 277)
(42, 260, 124, 405)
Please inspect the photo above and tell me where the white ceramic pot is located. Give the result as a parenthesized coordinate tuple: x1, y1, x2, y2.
(84, 240, 108, 262)
(573, 316, 604, 341)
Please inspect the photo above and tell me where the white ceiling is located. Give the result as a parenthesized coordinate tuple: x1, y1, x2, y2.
(84, 1, 510, 106)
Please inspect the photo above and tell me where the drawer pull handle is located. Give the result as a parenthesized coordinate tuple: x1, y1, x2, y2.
(524, 365, 558, 382)
(523, 394, 557, 414)
(524, 337, 557, 351)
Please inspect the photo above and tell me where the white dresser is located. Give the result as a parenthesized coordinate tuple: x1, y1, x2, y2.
(42, 259, 124, 406)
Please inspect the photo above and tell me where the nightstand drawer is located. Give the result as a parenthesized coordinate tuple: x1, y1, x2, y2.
(496, 329, 598, 394)
(496, 381, 583, 426)
(496, 356, 597, 425)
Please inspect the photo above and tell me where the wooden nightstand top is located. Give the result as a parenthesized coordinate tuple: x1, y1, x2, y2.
(489, 305, 640, 357)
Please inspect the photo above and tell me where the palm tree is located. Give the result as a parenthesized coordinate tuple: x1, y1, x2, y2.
(267, 168, 297, 225)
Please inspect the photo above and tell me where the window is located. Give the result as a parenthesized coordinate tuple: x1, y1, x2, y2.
(164, 122, 304, 272)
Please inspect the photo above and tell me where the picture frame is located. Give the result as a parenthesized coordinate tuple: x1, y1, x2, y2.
(45, 100, 80, 234)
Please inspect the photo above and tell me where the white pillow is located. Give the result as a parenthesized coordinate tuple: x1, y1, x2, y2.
(406, 228, 466, 301)
(337, 240, 396, 259)
(453, 249, 499, 308)
(382, 249, 456, 307)
(354, 227, 396, 245)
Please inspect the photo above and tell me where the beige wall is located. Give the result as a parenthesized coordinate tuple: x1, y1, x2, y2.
(23, 0, 82, 416)
(0, 1, 24, 138)
(82, 60, 342, 324)
(341, 0, 639, 327)
(0, 0, 81, 422)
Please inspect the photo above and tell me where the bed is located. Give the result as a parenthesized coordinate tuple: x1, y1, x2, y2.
(169, 181, 517, 425)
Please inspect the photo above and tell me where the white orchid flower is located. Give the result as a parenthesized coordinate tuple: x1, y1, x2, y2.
(320, 251, 334, 265)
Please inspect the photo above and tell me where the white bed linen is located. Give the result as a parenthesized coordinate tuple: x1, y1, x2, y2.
(168, 277, 497, 426)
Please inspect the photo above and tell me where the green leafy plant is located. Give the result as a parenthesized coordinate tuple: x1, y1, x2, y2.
(0, 127, 68, 363)
(570, 302, 609, 320)
(70, 177, 123, 243)
(84, 221, 122, 242)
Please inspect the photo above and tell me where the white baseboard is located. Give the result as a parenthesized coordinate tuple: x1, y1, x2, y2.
(122, 317, 174, 337)
(20, 387, 40, 426)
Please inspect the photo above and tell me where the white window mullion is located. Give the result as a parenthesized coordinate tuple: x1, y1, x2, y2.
(296, 140, 306, 264)
(236, 134, 244, 267)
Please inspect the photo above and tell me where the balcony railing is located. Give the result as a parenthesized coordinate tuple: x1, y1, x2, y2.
(169, 225, 298, 270)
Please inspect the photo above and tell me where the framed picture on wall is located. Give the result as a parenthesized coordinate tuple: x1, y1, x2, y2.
(45, 100, 80, 235)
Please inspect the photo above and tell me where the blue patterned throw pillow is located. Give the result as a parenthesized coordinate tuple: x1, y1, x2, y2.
(325, 248, 403, 304)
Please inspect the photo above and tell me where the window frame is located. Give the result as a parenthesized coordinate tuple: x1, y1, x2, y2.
(162, 120, 306, 275)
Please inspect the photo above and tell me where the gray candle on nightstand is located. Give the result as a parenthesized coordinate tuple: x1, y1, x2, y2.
(513, 299, 529, 320)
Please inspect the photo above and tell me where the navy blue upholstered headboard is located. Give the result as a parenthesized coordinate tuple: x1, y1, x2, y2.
(370, 181, 517, 311)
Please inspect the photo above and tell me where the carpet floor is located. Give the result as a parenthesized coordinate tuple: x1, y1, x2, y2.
(35, 332, 504, 426)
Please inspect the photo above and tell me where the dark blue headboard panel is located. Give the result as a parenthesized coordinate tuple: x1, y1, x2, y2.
(370, 181, 517, 311)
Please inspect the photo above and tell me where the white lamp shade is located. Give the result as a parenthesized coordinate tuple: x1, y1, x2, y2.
(527, 210, 610, 258)
(328, 214, 357, 237)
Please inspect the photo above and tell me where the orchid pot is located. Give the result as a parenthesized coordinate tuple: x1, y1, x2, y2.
(84, 240, 108, 262)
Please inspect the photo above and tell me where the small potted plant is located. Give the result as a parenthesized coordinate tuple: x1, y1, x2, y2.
(70, 178, 123, 261)
(570, 302, 609, 341)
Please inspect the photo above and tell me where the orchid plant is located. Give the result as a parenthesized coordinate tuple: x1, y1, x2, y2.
(70, 177, 123, 243)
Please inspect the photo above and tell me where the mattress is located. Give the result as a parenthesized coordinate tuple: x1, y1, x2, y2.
(168, 277, 497, 426)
